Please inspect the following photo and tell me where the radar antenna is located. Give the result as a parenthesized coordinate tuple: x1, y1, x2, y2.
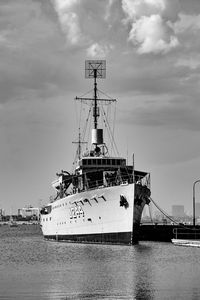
(76, 60, 116, 129)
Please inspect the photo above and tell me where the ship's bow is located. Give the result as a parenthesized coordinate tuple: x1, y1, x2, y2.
(132, 184, 151, 243)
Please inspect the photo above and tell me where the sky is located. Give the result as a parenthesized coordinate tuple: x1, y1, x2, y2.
(0, 0, 200, 215)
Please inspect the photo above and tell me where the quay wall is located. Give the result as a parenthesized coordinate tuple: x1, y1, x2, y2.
(139, 224, 200, 242)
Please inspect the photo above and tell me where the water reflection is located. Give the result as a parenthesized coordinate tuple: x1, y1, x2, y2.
(134, 244, 155, 300)
(44, 243, 156, 299)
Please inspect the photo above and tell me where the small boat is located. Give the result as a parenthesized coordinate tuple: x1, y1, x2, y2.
(172, 239, 200, 247)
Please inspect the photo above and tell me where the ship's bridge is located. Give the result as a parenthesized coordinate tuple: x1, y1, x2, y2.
(76, 157, 126, 171)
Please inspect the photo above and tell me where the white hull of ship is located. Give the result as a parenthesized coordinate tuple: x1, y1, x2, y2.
(40, 183, 146, 244)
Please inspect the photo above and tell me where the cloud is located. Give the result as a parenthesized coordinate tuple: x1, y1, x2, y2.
(176, 55, 200, 70)
(122, 0, 180, 54)
(122, 0, 166, 19)
(52, 0, 118, 56)
(52, 0, 82, 45)
(86, 43, 113, 58)
(52, 0, 180, 56)
(172, 13, 200, 70)
(128, 14, 179, 54)
(0, 31, 11, 48)
(121, 93, 200, 133)
(174, 13, 200, 33)
(0, 0, 79, 103)
(104, 0, 115, 21)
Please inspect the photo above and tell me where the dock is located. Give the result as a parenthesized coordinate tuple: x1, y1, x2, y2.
(139, 224, 200, 242)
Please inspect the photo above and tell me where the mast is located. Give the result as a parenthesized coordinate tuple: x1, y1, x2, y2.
(75, 60, 116, 155)
(85, 60, 106, 130)
(94, 68, 98, 129)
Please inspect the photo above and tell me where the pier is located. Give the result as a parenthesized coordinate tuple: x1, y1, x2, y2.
(139, 224, 200, 242)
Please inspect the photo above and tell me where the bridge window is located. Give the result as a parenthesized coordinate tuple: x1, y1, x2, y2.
(112, 159, 116, 165)
(97, 159, 101, 165)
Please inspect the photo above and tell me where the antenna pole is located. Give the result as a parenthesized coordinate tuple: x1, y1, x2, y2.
(94, 69, 98, 129)
(72, 127, 87, 160)
(78, 130, 81, 160)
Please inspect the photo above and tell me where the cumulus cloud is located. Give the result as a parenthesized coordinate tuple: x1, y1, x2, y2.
(52, 0, 117, 56)
(129, 14, 179, 54)
(50, 0, 200, 58)
(52, 0, 82, 45)
(122, 0, 180, 54)
(86, 43, 113, 58)
(122, 0, 166, 20)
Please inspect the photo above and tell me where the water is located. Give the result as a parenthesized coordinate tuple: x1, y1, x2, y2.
(0, 225, 200, 300)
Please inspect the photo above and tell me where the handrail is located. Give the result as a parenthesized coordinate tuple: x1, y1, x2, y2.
(51, 172, 150, 200)
(173, 227, 200, 240)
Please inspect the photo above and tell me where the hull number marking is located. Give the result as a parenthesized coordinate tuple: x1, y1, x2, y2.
(70, 206, 84, 219)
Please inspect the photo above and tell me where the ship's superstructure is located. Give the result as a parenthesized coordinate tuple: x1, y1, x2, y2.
(40, 60, 151, 244)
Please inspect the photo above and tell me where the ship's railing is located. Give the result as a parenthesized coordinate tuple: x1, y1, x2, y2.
(86, 174, 132, 190)
(81, 173, 149, 191)
(50, 171, 150, 199)
(173, 228, 200, 240)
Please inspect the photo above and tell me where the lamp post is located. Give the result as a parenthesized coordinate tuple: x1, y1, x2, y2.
(193, 180, 200, 227)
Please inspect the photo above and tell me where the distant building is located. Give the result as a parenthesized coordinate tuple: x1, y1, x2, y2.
(0, 208, 5, 220)
(18, 206, 39, 219)
(0, 208, 5, 216)
(172, 205, 185, 217)
(195, 202, 200, 217)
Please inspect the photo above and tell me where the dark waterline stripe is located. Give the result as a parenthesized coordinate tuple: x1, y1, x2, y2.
(44, 231, 135, 245)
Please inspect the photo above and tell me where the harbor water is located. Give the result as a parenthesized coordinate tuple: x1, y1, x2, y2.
(0, 225, 200, 299)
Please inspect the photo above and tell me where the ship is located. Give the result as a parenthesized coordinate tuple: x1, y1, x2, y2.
(40, 60, 151, 245)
